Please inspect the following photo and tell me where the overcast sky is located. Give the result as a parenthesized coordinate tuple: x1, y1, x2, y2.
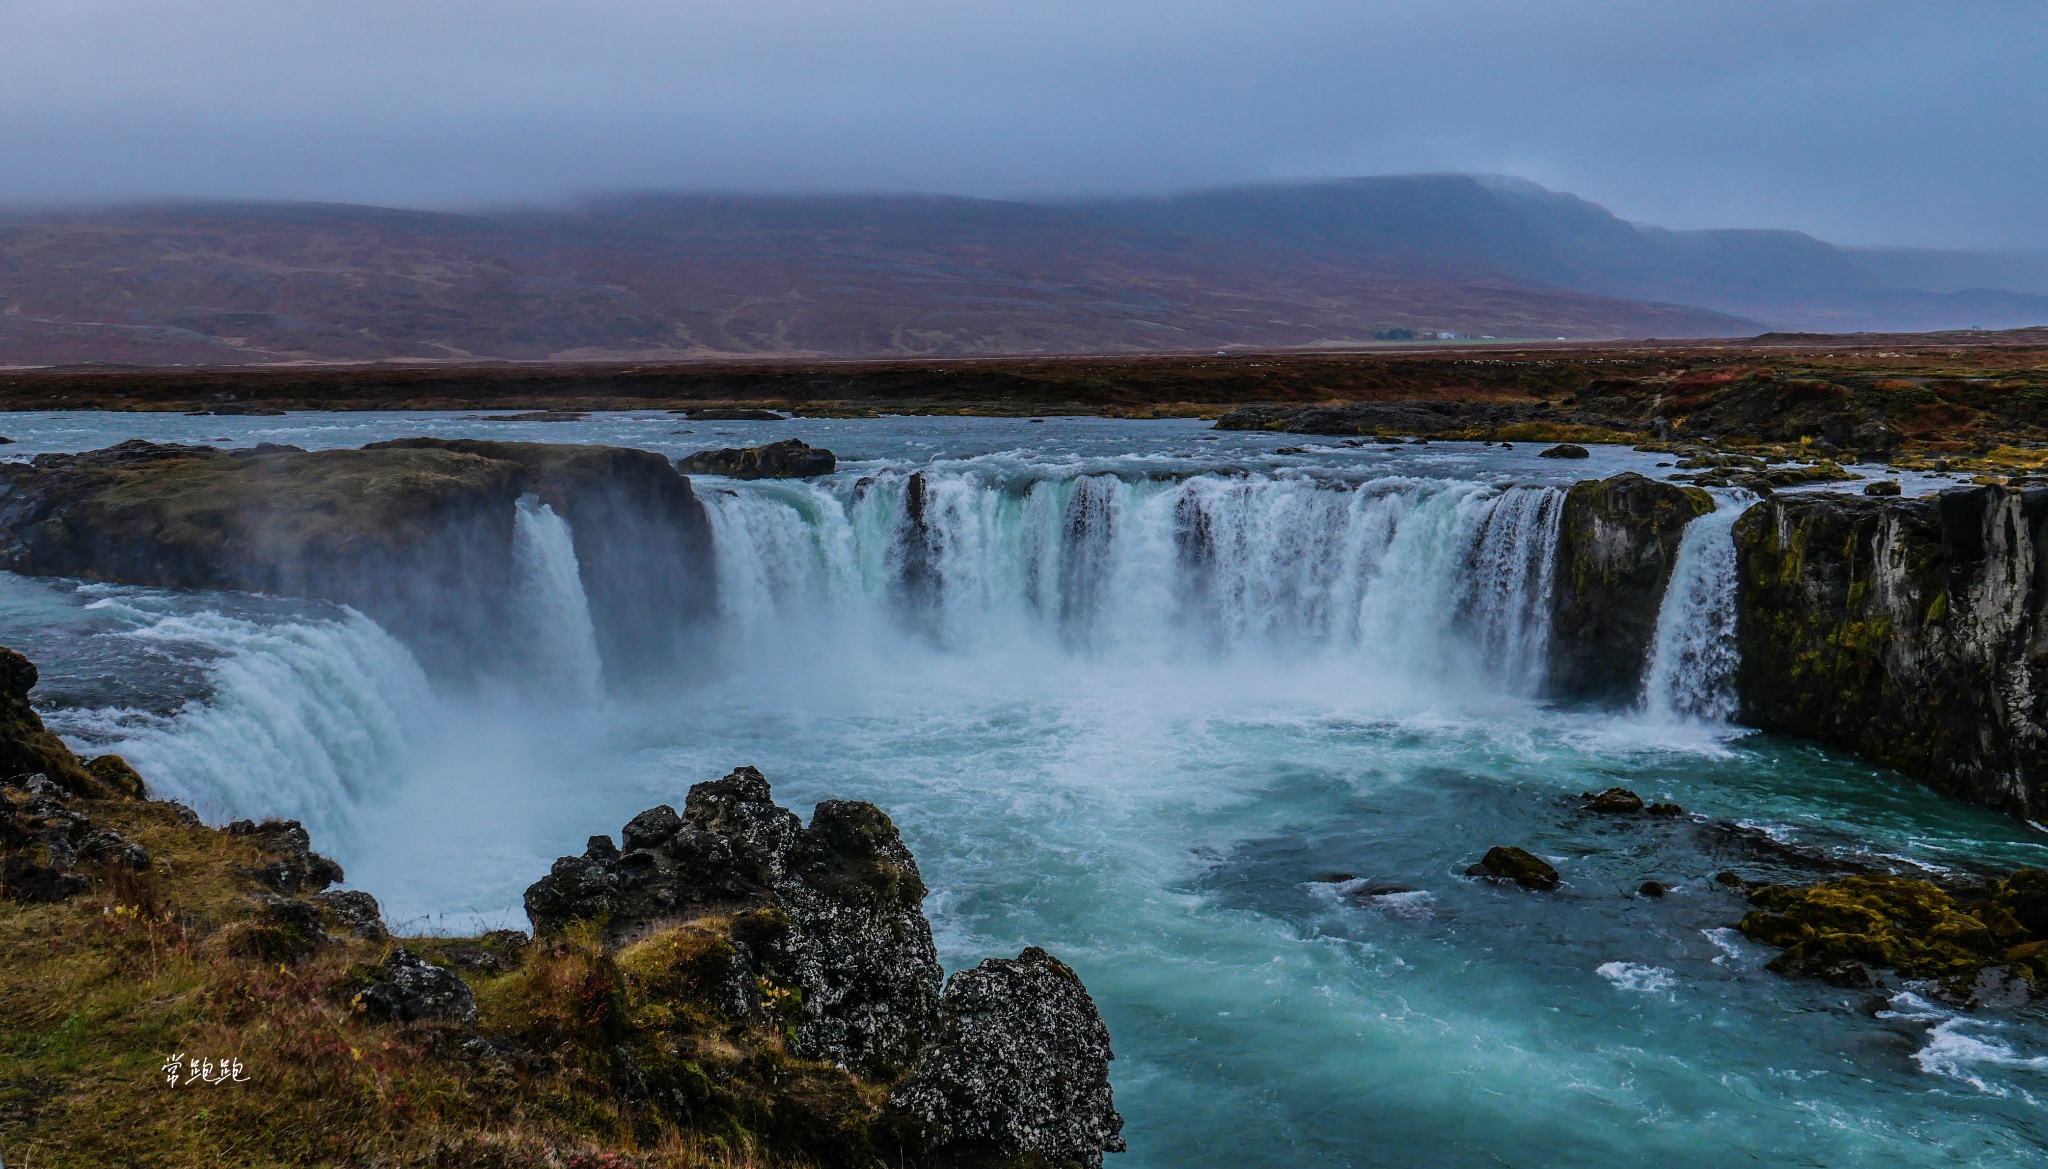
(1, 0, 2042, 247)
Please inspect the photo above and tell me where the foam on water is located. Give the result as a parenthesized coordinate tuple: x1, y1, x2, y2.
(52, 595, 428, 845)
(1596, 961, 1678, 995)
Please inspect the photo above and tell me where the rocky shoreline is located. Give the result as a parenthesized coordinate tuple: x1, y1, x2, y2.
(0, 643, 1123, 1167)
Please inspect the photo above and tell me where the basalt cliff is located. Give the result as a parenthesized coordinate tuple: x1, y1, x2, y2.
(0, 643, 1124, 1168)
(1733, 486, 2048, 818)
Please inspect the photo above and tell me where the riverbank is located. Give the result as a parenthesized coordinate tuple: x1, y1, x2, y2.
(0, 340, 2041, 463)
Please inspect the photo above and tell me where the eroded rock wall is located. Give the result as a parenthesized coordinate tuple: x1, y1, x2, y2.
(1733, 486, 2048, 816)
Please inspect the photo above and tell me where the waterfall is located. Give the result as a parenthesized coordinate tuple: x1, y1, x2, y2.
(52, 601, 431, 843)
(511, 494, 605, 703)
(693, 469, 1567, 691)
(1642, 498, 1746, 722)
(1457, 486, 1564, 694)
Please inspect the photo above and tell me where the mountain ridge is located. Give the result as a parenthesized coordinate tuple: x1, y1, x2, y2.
(2, 177, 2041, 368)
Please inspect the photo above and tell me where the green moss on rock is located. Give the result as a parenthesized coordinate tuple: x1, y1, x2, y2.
(1739, 869, 2048, 993)
(1732, 486, 2048, 818)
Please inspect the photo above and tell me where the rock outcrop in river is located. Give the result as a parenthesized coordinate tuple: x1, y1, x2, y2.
(1547, 472, 1715, 702)
(527, 767, 1126, 1166)
(1734, 486, 2048, 818)
(0, 438, 714, 679)
(677, 438, 836, 478)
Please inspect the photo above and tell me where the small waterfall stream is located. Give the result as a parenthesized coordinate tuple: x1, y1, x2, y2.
(511, 494, 605, 703)
(1641, 497, 1747, 722)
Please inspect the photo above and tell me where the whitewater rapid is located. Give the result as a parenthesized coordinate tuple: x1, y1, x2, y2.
(6, 413, 2048, 1166)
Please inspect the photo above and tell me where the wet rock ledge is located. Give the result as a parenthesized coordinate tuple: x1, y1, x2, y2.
(0, 644, 1124, 1168)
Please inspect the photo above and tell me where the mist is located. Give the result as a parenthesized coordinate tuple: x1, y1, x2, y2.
(2, 0, 2045, 247)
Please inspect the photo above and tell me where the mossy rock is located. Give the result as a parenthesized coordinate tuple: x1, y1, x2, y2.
(86, 754, 146, 800)
(1467, 846, 1560, 890)
(1739, 869, 2048, 995)
(1583, 787, 1644, 814)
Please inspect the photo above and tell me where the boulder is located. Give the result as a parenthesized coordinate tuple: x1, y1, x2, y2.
(238, 894, 332, 960)
(888, 947, 1126, 1169)
(1539, 443, 1590, 459)
(227, 819, 345, 894)
(1583, 787, 1645, 814)
(85, 754, 146, 799)
(313, 889, 389, 941)
(1466, 846, 1560, 890)
(524, 766, 942, 1076)
(1, 783, 90, 888)
(1739, 870, 2048, 995)
(1547, 472, 1715, 703)
(352, 948, 478, 1025)
(678, 438, 836, 479)
(79, 829, 150, 870)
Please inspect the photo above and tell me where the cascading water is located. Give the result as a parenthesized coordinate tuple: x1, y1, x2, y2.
(693, 469, 1565, 691)
(511, 494, 605, 703)
(49, 598, 430, 844)
(1642, 497, 1747, 722)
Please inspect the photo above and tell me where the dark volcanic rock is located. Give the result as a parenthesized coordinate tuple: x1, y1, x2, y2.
(2, 854, 87, 902)
(79, 828, 150, 870)
(1583, 787, 1646, 814)
(313, 889, 389, 941)
(227, 819, 345, 893)
(1466, 846, 1561, 890)
(0, 647, 96, 796)
(524, 766, 943, 1076)
(888, 946, 1126, 1169)
(1734, 486, 2048, 818)
(1547, 472, 1715, 703)
(678, 438, 836, 479)
(1539, 443, 1590, 458)
(352, 948, 478, 1025)
(245, 893, 332, 959)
